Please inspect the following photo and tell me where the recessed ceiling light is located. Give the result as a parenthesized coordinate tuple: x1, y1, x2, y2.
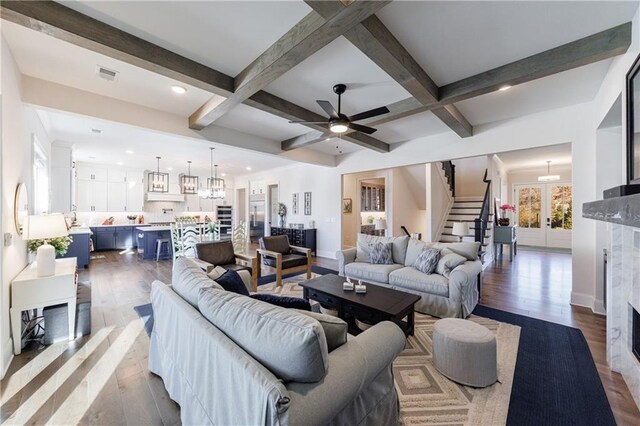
(88, 156, 96, 159)
(498, 85, 511, 92)
(117, 161, 124, 166)
(91, 128, 102, 134)
(246, 166, 252, 171)
(221, 172, 226, 177)
(167, 167, 173, 171)
(172, 85, 187, 94)
(125, 150, 134, 154)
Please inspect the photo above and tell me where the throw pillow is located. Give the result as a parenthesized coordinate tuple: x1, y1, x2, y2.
(207, 265, 228, 281)
(436, 248, 467, 277)
(295, 310, 348, 352)
(216, 269, 250, 296)
(369, 242, 394, 264)
(413, 247, 441, 274)
(250, 294, 311, 311)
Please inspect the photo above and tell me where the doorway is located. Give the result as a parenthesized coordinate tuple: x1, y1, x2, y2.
(236, 188, 247, 226)
(267, 184, 279, 235)
(515, 182, 572, 248)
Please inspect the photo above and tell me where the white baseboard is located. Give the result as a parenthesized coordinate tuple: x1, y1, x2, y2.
(1, 338, 14, 380)
(570, 292, 596, 310)
(316, 250, 337, 260)
(593, 299, 606, 316)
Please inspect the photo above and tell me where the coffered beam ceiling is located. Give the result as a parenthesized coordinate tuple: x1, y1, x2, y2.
(188, 0, 391, 130)
(283, 21, 632, 151)
(2, 0, 390, 153)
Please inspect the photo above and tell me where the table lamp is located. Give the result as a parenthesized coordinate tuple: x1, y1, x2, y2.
(374, 218, 387, 236)
(23, 214, 69, 277)
(451, 222, 469, 242)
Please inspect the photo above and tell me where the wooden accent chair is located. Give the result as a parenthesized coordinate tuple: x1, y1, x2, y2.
(257, 235, 312, 287)
(194, 241, 259, 292)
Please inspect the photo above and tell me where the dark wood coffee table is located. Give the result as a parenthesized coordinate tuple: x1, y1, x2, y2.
(301, 274, 421, 336)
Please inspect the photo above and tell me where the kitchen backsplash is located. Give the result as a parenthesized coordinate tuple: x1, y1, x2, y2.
(74, 209, 215, 226)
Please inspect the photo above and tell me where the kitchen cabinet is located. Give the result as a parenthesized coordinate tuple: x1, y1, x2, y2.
(76, 164, 107, 181)
(50, 144, 74, 213)
(108, 182, 127, 211)
(126, 171, 144, 212)
(58, 230, 91, 268)
(250, 180, 266, 195)
(95, 228, 116, 250)
(136, 228, 172, 260)
(91, 225, 140, 251)
(186, 194, 201, 212)
(76, 179, 107, 212)
(108, 169, 126, 183)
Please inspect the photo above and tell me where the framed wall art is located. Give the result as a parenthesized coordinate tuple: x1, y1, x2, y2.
(304, 192, 311, 215)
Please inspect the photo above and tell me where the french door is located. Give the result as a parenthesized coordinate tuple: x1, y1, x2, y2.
(514, 183, 572, 248)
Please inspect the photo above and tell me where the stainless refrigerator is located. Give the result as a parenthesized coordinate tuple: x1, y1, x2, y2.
(249, 194, 265, 243)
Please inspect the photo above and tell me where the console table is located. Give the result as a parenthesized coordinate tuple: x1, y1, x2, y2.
(494, 225, 517, 261)
(270, 227, 317, 255)
(10, 257, 77, 355)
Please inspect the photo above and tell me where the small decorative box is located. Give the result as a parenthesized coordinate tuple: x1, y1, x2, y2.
(343, 281, 354, 291)
(355, 284, 367, 294)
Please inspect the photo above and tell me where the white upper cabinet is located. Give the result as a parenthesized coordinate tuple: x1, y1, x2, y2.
(50, 144, 74, 213)
(126, 170, 144, 212)
(108, 168, 127, 183)
(107, 182, 127, 211)
(76, 163, 107, 181)
(250, 180, 266, 195)
(75, 162, 144, 212)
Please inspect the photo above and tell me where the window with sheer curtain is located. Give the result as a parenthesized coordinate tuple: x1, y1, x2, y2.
(32, 136, 49, 214)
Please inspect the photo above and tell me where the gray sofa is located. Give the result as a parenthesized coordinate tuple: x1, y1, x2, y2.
(149, 258, 406, 425)
(337, 235, 482, 318)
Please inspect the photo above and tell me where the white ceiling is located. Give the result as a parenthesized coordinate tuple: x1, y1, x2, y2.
(60, 0, 312, 77)
(37, 109, 296, 176)
(377, 1, 638, 86)
(2, 1, 637, 157)
(496, 143, 572, 172)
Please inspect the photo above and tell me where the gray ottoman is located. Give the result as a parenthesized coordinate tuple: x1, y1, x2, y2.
(432, 318, 497, 388)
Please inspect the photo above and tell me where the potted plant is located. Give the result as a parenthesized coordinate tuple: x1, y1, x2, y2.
(498, 204, 516, 226)
(28, 235, 73, 257)
(278, 203, 287, 227)
(127, 214, 137, 224)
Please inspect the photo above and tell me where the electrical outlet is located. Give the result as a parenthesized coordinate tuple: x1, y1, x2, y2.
(4, 232, 12, 247)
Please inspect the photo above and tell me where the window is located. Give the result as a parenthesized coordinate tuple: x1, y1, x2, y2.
(550, 185, 572, 230)
(33, 136, 49, 214)
(517, 186, 541, 228)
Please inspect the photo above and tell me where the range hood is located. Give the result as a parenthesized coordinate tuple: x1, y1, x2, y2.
(145, 193, 185, 202)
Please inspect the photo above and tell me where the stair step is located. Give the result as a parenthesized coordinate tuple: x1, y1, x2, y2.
(441, 232, 489, 239)
(445, 219, 493, 224)
(444, 225, 493, 231)
(453, 199, 484, 203)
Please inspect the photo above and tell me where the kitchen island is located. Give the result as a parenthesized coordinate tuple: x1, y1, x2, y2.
(59, 227, 93, 268)
(136, 226, 173, 260)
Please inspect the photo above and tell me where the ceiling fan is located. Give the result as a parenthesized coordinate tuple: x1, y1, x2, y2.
(289, 84, 390, 135)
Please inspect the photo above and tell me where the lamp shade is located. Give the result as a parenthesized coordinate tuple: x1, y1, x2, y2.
(374, 219, 387, 230)
(23, 214, 68, 240)
(451, 222, 469, 237)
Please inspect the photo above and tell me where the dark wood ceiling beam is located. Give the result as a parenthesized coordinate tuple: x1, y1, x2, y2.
(307, 2, 472, 138)
(188, 0, 391, 130)
(439, 21, 632, 104)
(0, 0, 234, 96)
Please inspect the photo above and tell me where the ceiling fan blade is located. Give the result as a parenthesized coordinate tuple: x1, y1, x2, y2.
(316, 100, 339, 119)
(288, 121, 329, 124)
(349, 106, 390, 122)
(348, 122, 378, 135)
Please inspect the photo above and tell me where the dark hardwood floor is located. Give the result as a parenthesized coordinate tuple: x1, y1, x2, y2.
(1, 247, 638, 424)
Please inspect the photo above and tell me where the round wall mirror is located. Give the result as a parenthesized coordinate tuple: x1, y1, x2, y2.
(14, 183, 29, 235)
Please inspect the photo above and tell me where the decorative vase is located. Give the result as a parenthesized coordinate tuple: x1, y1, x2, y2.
(498, 218, 510, 226)
(278, 215, 285, 227)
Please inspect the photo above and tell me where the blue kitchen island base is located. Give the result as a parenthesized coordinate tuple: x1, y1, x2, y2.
(136, 226, 173, 260)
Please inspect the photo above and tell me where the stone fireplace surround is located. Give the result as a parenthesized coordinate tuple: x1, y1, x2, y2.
(584, 194, 640, 408)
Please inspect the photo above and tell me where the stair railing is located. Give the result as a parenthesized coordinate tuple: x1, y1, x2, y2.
(442, 161, 456, 197)
(400, 226, 421, 240)
(474, 169, 491, 244)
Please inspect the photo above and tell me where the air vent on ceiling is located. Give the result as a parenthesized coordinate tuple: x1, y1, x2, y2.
(96, 65, 119, 81)
(91, 128, 102, 134)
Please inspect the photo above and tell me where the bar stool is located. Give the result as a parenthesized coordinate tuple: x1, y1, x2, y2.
(156, 238, 171, 262)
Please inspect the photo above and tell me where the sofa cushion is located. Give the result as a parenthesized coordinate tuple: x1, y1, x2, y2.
(262, 253, 308, 269)
(434, 241, 481, 261)
(172, 257, 223, 308)
(369, 242, 394, 265)
(413, 247, 441, 275)
(344, 262, 403, 284)
(295, 310, 348, 352)
(389, 267, 450, 297)
(216, 269, 250, 296)
(436, 248, 467, 278)
(355, 234, 409, 264)
(198, 288, 329, 383)
(405, 238, 435, 267)
(207, 265, 227, 281)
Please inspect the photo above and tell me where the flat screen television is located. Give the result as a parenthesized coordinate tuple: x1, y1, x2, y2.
(626, 53, 640, 184)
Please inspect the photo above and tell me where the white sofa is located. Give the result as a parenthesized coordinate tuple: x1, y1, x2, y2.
(337, 235, 482, 318)
(149, 258, 407, 425)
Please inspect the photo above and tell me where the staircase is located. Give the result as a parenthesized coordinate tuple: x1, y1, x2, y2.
(439, 198, 492, 248)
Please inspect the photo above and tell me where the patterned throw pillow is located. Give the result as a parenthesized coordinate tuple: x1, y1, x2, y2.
(369, 242, 394, 264)
(413, 247, 441, 274)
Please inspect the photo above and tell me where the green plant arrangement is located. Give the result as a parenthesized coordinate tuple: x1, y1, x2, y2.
(278, 203, 287, 217)
(28, 236, 73, 256)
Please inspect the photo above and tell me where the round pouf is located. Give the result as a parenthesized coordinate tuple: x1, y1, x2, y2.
(432, 318, 497, 388)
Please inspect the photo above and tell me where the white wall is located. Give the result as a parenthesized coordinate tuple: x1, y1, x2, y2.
(235, 164, 342, 259)
(425, 163, 454, 242)
(452, 156, 489, 197)
(391, 166, 426, 238)
(1, 39, 52, 377)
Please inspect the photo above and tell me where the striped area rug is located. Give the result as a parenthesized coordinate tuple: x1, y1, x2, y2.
(259, 274, 521, 426)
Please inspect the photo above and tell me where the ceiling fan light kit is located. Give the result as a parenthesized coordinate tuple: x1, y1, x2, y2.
(289, 83, 390, 135)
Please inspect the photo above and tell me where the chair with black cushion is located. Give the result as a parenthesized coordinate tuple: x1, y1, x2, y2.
(257, 235, 312, 288)
(194, 240, 258, 291)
